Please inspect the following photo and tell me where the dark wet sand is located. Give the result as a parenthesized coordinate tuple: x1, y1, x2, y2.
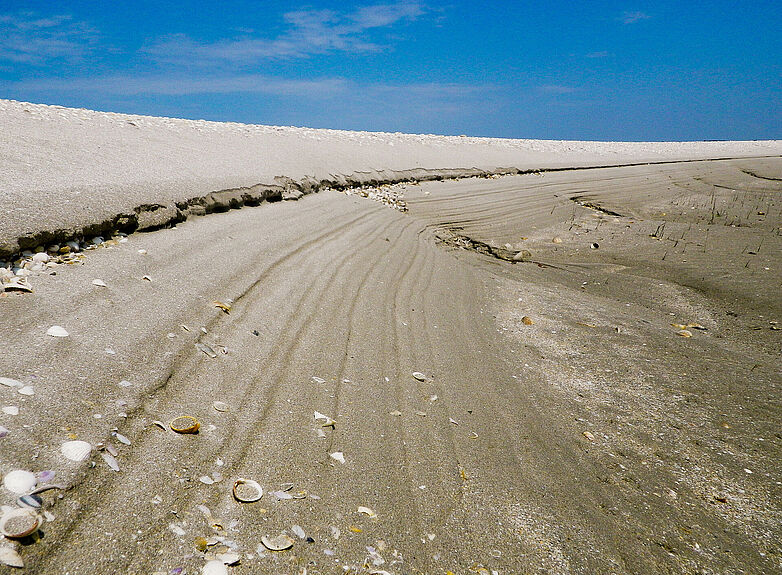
(0, 157, 780, 574)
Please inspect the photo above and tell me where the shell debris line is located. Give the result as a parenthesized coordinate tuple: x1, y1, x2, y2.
(0, 235, 129, 296)
(335, 182, 408, 211)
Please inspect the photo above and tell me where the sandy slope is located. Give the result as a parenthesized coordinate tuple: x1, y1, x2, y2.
(0, 156, 779, 574)
(2, 99, 780, 258)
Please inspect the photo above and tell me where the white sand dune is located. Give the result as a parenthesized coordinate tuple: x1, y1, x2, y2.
(1, 99, 780, 257)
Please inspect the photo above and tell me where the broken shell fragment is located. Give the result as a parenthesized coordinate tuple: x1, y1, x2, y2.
(357, 506, 377, 518)
(212, 401, 229, 412)
(170, 416, 200, 434)
(0, 545, 24, 568)
(101, 452, 120, 472)
(61, 440, 92, 461)
(677, 329, 693, 338)
(17, 495, 43, 509)
(412, 372, 426, 381)
(0, 378, 23, 388)
(261, 533, 294, 551)
(92, 279, 107, 287)
(330, 451, 346, 464)
(582, 431, 596, 441)
(196, 343, 217, 358)
(0, 508, 41, 539)
(46, 325, 69, 337)
(3, 470, 36, 494)
(313, 410, 336, 427)
(213, 301, 231, 314)
(232, 478, 263, 502)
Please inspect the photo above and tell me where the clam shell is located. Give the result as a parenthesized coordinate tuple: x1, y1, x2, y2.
(3, 470, 36, 494)
(0, 544, 24, 568)
(46, 325, 69, 337)
(61, 440, 92, 461)
(232, 478, 263, 502)
(412, 372, 426, 381)
(17, 494, 43, 509)
(202, 560, 228, 575)
(170, 416, 200, 434)
(0, 508, 41, 538)
(261, 533, 294, 551)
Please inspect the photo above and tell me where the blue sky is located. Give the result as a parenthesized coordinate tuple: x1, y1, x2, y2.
(1, 1, 779, 140)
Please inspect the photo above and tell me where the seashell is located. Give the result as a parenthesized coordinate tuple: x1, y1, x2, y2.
(202, 560, 228, 575)
(0, 426, 9, 438)
(552, 237, 563, 244)
(4, 278, 33, 293)
(17, 494, 42, 509)
(311, 376, 326, 384)
(3, 470, 36, 494)
(2, 406, 19, 416)
(152, 420, 166, 430)
(582, 431, 595, 441)
(36, 470, 55, 483)
(686, 322, 706, 330)
(313, 410, 335, 427)
(17, 386, 34, 396)
(357, 506, 377, 518)
(0, 508, 41, 538)
(412, 371, 426, 381)
(212, 401, 229, 412)
(590, 242, 599, 249)
(513, 249, 532, 262)
(261, 533, 294, 551)
(61, 440, 92, 461)
(170, 416, 200, 434)
(330, 451, 345, 464)
(0, 378, 23, 388)
(232, 479, 263, 502)
(213, 301, 231, 314)
(218, 552, 240, 565)
(521, 316, 534, 325)
(0, 544, 24, 568)
(199, 475, 214, 485)
(101, 452, 120, 471)
(291, 525, 306, 539)
(195, 343, 217, 358)
(271, 490, 293, 500)
(112, 431, 131, 445)
(46, 325, 69, 337)
(677, 330, 693, 338)
(92, 279, 107, 287)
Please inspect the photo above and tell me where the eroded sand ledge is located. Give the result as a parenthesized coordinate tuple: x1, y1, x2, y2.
(2, 99, 780, 257)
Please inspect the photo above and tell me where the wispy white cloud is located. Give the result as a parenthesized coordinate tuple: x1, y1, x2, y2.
(620, 11, 651, 24)
(143, 2, 425, 67)
(0, 12, 97, 63)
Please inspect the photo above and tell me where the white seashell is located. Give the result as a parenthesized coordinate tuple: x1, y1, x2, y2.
(261, 533, 294, 551)
(118, 380, 132, 387)
(0, 544, 24, 567)
(0, 378, 23, 388)
(233, 479, 263, 502)
(92, 279, 107, 287)
(0, 508, 41, 538)
(46, 326, 69, 337)
(202, 560, 228, 575)
(61, 440, 92, 461)
(101, 452, 120, 471)
(3, 470, 36, 494)
(330, 451, 345, 464)
(311, 376, 326, 384)
(314, 410, 336, 427)
(17, 386, 34, 396)
(169, 523, 186, 536)
(218, 552, 240, 565)
(112, 431, 131, 445)
(291, 524, 306, 539)
(0, 426, 9, 438)
(2, 406, 19, 416)
(212, 401, 229, 412)
(358, 506, 377, 518)
(412, 371, 426, 381)
(199, 475, 214, 485)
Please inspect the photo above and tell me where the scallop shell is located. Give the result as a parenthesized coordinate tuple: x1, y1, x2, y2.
(0, 508, 41, 538)
(232, 478, 263, 502)
(261, 533, 294, 551)
(170, 416, 200, 434)
(202, 560, 228, 575)
(3, 470, 36, 494)
(61, 440, 92, 461)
